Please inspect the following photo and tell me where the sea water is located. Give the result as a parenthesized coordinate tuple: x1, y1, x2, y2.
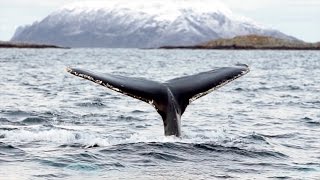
(0, 49, 319, 179)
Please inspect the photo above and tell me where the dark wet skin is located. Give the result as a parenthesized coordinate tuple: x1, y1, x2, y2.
(67, 64, 249, 137)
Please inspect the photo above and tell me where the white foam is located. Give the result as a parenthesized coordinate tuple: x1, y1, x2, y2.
(1, 127, 232, 147)
(2, 129, 94, 144)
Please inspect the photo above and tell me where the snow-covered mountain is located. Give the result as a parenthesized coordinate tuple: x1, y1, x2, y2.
(11, 0, 295, 48)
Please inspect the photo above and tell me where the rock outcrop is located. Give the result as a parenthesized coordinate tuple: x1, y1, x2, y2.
(0, 41, 68, 49)
(160, 35, 320, 50)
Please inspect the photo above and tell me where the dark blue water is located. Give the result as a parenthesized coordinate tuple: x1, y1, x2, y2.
(0, 49, 319, 179)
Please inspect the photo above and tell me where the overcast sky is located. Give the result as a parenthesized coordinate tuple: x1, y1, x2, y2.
(0, 0, 319, 42)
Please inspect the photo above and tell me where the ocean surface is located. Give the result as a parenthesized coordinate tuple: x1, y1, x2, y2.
(0, 49, 319, 179)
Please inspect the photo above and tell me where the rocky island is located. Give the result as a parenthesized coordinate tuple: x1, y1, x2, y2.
(160, 35, 320, 50)
(0, 41, 69, 49)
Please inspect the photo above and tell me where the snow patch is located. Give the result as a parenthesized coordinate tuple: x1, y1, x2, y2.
(59, 0, 233, 21)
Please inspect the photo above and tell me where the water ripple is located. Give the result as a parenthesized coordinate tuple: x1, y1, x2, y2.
(0, 49, 319, 179)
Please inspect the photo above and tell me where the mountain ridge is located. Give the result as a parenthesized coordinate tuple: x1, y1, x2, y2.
(11, 0, 296, 48)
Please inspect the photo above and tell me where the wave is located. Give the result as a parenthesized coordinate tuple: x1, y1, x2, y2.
(21, 117, 48, 125)
(193, 143, 287, 158)
(75, 102, 106, 107)
(1, 130, 287, 161)
(301, 117, 319, 124)
(0, 109, 31, 117)
(0, 126, 225, 146)
(0, 142, 25, 157)
(255, 132, 298, 139)
(1, 128, 101, 146)
(0, 126, 280, 146)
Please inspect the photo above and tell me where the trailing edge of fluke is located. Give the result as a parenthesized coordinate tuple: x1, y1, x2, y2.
(66, 64, 249, 137)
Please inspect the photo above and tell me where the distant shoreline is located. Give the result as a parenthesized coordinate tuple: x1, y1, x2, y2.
(159, 45, 320, 50)
(0, 41, 70, 49)
(2, 35, 319, 50)
(159, 35, 320, 50)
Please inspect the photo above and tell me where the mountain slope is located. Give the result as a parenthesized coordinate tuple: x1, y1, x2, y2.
(11, 0, 295, 48)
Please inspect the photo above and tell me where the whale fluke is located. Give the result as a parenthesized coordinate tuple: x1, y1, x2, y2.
(67, 64, 249, 137)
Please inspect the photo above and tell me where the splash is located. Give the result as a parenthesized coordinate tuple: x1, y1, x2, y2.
(0, 126, 231, 147)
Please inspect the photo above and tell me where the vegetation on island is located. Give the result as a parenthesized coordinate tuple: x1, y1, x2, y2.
(160, 35, 320, 50)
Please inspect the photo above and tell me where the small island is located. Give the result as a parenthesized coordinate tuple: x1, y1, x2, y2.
(160, 35, 320, 50)
(0, 41, 69, 49)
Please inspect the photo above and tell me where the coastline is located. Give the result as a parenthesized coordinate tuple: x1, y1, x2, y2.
(0, 41, 70, 49)
(159, 45, 320, 50)
(159, 35, 320, 50)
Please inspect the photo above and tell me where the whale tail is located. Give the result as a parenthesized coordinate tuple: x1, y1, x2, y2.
(67, 64, 249, 136)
